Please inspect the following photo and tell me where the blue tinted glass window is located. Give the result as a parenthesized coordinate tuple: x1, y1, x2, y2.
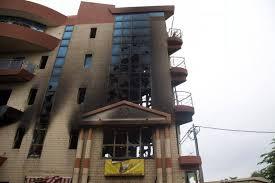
(48, 80, 59, 91)
(65, 26, 74, 32)
(132, 28, 150, 36)
(149, 12, 165, 17)
(57, 47, 68, 58)
(60, 40, 70, 46)
(52, 67, 62, 76)
(63, 32, 72, 40)
(122, 29, 131, 36)
(112, 45, 120, 55)
(54, 58, 65, 67)
(84, 54, 92, 68)
(132, 14, 149, 21)
(114, 22, 122, 29)
(121, 44, 131, 54)
(112, 56, 120, 65)
(115, 16, 123, 22)
(133, 36, 151, 44)
(113, 29, 122, 37)
(132, 21, 150, 28)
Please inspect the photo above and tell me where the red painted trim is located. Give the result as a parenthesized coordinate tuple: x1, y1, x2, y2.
(0, 23, 60, 53)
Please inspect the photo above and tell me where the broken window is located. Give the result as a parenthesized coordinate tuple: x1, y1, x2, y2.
(27, 88, 38, 105)
(69, 130, 79, 149)
(28, 128, 46, 158)
(102, 127, 153, 159)
(39, 56, 48, 69)
(13, 127, 25, 149)
(77, 88, 86, 104)
(90, 28, 97, 38)
(186, 171, 199, 183)
(0, 89, 12, 105)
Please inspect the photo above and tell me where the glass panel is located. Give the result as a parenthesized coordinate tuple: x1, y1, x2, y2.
(54, 58, 65, 67)
(57, 47, 68, 58)
(113, 29, 122, 37)
(63, 31, 73, 39)
(132, 28, 150, 36)
(132, 14, 149, 21)
(128, 128, 140, 144)
(103, 129, 114, 144)
(128, 146, 141, 158)
(102, 146, 113, 158)
(65, 25, 74, 32)
(142, 128, 152, 144)
(84, 54, 92, 68)
(115, 130, 127, 144)
(115, 15, 123, 22)
(60, 40, 70, 46)
(114, 146, 126, 157)
(149, 12, 165, 17)
(52, 67, 62, 76)
(132, 21, 150, 28)
(187, 171, 198, 183)
(112, 45, 120, 55)
(111, 56, 120, 65)
(142, 145, 153, 158)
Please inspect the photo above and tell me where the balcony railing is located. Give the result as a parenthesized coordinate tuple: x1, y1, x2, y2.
(170, 56, 186, 68)
(0, 59, 35, 73)
(174, 90, 193, 107)
(168, 28, 182, 39)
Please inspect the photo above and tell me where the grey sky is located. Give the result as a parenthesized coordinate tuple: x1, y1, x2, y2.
(30, 0, 275, 181)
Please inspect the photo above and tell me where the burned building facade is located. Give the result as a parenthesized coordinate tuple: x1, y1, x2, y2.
(0, 0, 200, 182)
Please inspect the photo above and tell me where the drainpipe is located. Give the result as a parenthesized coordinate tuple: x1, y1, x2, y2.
(81, 128, 93, 183)
(155, 128, 163, 183)
(164, 126, 173, 183)
(72, 129, 84, 183)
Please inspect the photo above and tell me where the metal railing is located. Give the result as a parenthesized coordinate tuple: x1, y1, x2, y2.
(170, 56, 186, 68)
(168, 28, 182, 39)
(0, 59, 35, 73)
(174, 89, 193, 107)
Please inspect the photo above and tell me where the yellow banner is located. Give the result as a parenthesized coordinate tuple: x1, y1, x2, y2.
(104, 159, 144, 176)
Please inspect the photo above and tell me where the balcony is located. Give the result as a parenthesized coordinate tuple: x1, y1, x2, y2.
(178, 155, 202, 170)
(174, 90, 194, 124)
(170, 56, 188, 86)
(167, 28, 183, 55)
(0, 23, 60, 53)
(0, 58, 35, 82)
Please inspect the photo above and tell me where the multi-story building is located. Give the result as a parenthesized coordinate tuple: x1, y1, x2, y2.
(0, 0, 201, 182)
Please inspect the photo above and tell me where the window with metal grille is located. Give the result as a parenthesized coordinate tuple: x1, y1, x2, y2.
(13, 127, 25, 149)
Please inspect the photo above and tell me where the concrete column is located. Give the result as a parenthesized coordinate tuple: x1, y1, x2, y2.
(164, 126, 173, 183)
(81, 128, 92, 183)
(72, 129, 84, 183)
(155, 128, 163, 183)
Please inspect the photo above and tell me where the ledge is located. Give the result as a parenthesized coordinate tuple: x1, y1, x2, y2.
(170, 67, 188, 86)
(179, 156, 202, 169)
(0, 0, 66, 26)
(0, 68, 34, 82)
(174, 105, 194, 124)
(0, 23, 60, 53)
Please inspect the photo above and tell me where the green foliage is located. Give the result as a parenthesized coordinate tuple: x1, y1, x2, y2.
(252, 138, 275, 183)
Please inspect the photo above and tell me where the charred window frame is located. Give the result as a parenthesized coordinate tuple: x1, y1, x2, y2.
(39, 56, 48, 69)
(27, 88, 38, 105)
(90, 28, 97, 38)
(13, 127, 25, 149)
(69, 130, 79, 149)
(77, 88, 86, 104)
(102, 127, 153, 159)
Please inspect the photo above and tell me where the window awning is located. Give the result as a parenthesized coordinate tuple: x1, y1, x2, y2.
(25, 176, 72, 183)
(81, 100, 171, 126)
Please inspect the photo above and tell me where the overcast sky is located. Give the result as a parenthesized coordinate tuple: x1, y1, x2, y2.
(30, 0, 275, 181)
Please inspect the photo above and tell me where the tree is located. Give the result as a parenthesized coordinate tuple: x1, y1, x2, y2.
(251, 138, 275, 183)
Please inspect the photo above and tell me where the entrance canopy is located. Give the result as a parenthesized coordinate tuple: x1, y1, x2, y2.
(81, 100, 171, 126)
